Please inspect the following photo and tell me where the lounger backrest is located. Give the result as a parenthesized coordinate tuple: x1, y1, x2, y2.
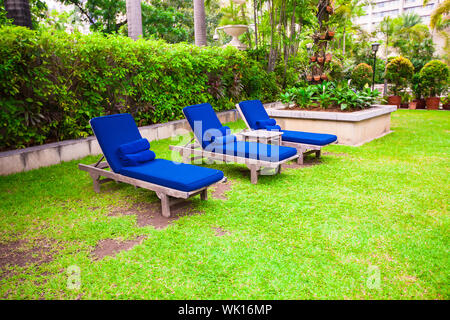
(90, 113, 142, 173)
(238, 100, 271, 130)
(183, 103, 224, 149)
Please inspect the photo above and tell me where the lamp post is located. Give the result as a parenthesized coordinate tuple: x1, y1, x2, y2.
(371, 43, 380, 91)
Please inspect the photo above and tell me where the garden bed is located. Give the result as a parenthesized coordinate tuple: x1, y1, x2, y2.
(266, 104, 397, 146)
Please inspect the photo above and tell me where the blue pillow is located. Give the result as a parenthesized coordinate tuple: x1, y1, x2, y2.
(255, 119, 276, 129)
(212, 134, 237, 145)
(118, 138, 150, 155)
(117, 138, 155, 167)
(265, 125, 281, 131)
(120, 150, 156, 166)
(204, 126, 231, 143)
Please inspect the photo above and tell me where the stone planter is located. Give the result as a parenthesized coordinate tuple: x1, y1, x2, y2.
(266, 104, 397, 146)
(222, 25, 248, 50)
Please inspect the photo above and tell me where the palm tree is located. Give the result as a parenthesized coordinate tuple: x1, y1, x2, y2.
(4, 0, 32, 28)
(193, 0, 207, 46)
(126, 0, 143, 40)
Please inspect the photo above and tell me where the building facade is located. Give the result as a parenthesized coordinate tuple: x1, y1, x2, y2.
(355, 0, 443, 33)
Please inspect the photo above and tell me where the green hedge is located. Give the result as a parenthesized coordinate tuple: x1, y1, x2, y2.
(0, 26, 278, 150)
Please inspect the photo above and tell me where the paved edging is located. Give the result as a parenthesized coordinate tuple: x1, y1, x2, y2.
(0, 109, 240, 175)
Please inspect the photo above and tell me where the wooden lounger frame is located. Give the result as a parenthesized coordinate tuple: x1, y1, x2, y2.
(169, 140, 298, 185)
(236, 103, 332, 165)
(79, 157, 224, 217)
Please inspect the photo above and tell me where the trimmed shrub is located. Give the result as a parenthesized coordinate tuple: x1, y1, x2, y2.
(351, 63, 373, 90)
(0, 26, 278, 150)
(419, 60, 449, 97)
(385, 56, 414, 96)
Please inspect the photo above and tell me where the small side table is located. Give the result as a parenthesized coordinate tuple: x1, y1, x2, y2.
(240, 129, 283, 145)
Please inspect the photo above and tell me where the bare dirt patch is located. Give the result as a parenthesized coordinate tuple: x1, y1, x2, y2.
(92, 235, 147, 260)
(109, 201, 200, 229)
(210, 180, 233, 200)
(0, 239, 56, 279)
(212, 227, 230, 237)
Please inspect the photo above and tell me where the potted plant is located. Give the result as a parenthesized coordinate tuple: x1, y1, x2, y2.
(325, 52, 332, 63)
(385, 56, 414, 107)
(419, 60, 449, 110)
(313, 74, 321, 82)
(411, 73, 426, 109)
(326, 29, 335, 39)
(319, 33, 327, 40)
(399, 91, 411, 109)
(218, 1, 249, 50)
(317, 55, 324, 63)
(306, 74, 313, 82)
(321, 74, 328, 81)
(326, 5, 333, 14)
(442, 96, 450, 110)
(310, 56, 317, 62)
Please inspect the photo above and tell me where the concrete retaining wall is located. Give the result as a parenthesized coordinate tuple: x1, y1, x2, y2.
(0, 109, 240, 176)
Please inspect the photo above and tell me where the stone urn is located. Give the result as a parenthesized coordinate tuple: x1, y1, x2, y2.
(222, 24, 248, 50)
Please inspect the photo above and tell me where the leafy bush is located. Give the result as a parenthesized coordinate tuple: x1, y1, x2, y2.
(0, 26, 276, 150)
(351, 63, 373, 90)
(385, 56, 414, 96)
(419, 60, 449, 97)
(281, 81, 379, 111)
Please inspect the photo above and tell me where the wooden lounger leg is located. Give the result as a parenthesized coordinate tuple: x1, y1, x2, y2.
(297, 154, 304, 165)
(248, 165, 259, 184)
(89, 173, 101, 193)
(156, 192, 171, 218)
(201, 189, 208, 201)
(315, 149, 321, 158)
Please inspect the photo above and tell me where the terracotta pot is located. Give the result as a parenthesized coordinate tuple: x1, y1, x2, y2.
(319, 34, 326, 40)
(317, 57, 324, 63)
(313, 75, 321, 81)
(306, 75, 313, 82)
(409, 101, 417, 109)
(443, 104, 450, 110)
(321, 74, 328, 81)
(400, 103, 409, 109)
(426, 97, 440, 110)
(326, 6, 333, 13)
(310, 56, 317, 62)
(325, 53, 332, 62)
(327, 30, 335, 38)
(387, 95, 401, 106)
(415, 98, 426, 109)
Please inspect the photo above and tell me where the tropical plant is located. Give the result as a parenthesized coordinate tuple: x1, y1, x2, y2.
(385, 56, 414, 96)
(411, 73, 424, 100)
(351, 63, 373, 90)
(281, 85, 317, 108)
(419, 60, 450, 97)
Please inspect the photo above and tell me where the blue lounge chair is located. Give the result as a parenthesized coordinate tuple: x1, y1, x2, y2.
(169, 103, 298, 184)
(78, 113, 225, 217)
(237, 100, 338, 164)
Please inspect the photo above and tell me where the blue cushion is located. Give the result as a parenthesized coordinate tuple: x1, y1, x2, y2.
(212, 134, 236, 145)
(209, 141, 297, 162)
(120, 159, 224, 192)
(255, 118, 276, 129)
(281, 130, 337, 146)
(238, 100, 271, 130)
(204, 126, 231, 143)
(119, 150, 156, 167)
(118, 138, 150, 155)
(183, 103, 225, 149)
(265, 125, 281, 131)
(117, 138, 155, 167)
(90, 113, 143, 173)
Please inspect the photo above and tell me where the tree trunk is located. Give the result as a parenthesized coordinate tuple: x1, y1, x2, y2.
(4, 0, 32, 28)
(289, 0, 296, 57)
(126, 0, 143, 40)
(342, 26, 346, 55)
(193, 0, 207, 46)
(253, 0, 258, 48)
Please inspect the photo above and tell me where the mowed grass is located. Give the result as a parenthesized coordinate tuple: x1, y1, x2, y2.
(0, 110, 448, 299)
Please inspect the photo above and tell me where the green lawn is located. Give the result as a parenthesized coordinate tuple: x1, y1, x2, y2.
(0, 110, 448, 299)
